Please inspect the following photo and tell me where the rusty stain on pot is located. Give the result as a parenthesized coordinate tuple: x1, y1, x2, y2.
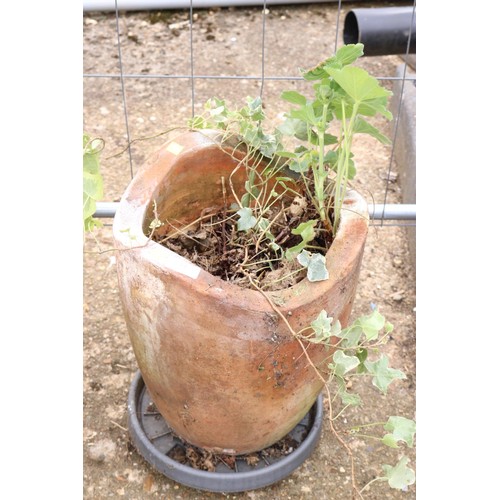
(113, 130, 369, 455)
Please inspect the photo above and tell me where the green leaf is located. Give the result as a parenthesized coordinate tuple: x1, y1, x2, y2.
(301, 43, 364, 80)
(289, 156, 311, 174)
(357, 309, 386, 341)
(82, 193, 97, 222)
(281, 90, 307, 106)
(328, 43, 364, 67)
(83, 134, 104, 232)
(329, 66, 392, 104)
(292, 219, 317, 241)
(311, 310, 333, 339)
(323, 133, 338, 145)
(381, 434, 399, 449)
(83, 170, 104, 201)
(356, 348, 368, 371)
(353, 117, 392, 145)
(296, 250, 329, 282)
(339, 324, 363, 348)
(188, 115, 209, 129)
(384, 416, 416, 447)
(289, 103, 318, 126)
(329, 350, 360, 377)
(382, 456, 416, 490)
(365, 355, 406, 394)
(236, 207, 257, 231)
(285, 220, 318, 259)
(335, 376, 362, 406)
(310, 310, 340, 342)
(278, 117, 307, 141)
(306, 253, 329, 281)
(243, 96, 265, 121)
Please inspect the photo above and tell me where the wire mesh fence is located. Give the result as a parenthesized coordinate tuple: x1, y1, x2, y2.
(83, 0, 416, 227)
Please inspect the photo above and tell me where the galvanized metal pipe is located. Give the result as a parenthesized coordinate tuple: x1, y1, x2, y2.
(83, 0, 333, 11)
(94, 201, 416, 220)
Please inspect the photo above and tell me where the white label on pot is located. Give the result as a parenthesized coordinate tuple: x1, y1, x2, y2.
(145, 244, 201, 280)
(166, 142, 184, 156)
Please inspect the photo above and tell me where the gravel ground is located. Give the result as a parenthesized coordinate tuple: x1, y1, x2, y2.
(83, 2, 416, 498)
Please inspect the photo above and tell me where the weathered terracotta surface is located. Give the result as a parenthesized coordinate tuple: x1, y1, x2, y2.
(113, 129, 369, 454)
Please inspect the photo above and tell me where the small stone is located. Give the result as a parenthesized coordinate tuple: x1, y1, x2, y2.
(391, 292, 404, 302)
(339, 466, 346, 473)
(381, 171, 398, 182)
(87, 439, 116, 463)
(301, 485, 311, 493)
(393, 257, 403, 267)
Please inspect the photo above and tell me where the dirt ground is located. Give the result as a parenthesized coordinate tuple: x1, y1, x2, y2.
(83, 2, 416, 498)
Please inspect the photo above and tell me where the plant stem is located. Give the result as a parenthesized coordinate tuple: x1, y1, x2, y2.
(359, 477, 387, 495)
(315, 103, 329, 223)
(350, 433, 383, 442)
(348, 421, 386, 431)
(333, 101, 358, 234)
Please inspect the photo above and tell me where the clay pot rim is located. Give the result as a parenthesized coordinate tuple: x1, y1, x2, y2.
(113, 129, 369, 311)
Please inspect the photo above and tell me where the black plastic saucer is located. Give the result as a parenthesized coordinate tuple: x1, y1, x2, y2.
(127, 370, 323, 493)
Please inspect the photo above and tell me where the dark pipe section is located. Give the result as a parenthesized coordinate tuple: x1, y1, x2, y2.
(343, 7, 416, 56)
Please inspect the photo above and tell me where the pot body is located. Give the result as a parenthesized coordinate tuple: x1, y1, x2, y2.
(113, 130, 369, 454)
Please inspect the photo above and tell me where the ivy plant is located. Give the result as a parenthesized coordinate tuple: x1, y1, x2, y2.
(83, 133, 104, 233)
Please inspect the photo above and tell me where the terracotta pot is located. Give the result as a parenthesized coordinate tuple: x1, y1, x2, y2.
(113, 129, 369, 455)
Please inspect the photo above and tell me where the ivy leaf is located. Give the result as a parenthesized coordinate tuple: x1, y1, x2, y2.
(365, 355, 406, 394)
(357, 309, 386, 341)
(382, 456, 416, 490)
(356, 348, 368, 372)
(310, 310, 340, 342)
(289, 155, 311, 174)
(339, 324, 363, 348)
(83, 134, 104, 232)
(188, 114, 208, 129)
(83, 169, 104, 198)
(243, 96, 265, 121)
(335, 376, 361, 406)
(384, 416, 416, 447)
(329, 350, 360, 377)
(297, 250, 329, 281)
(236, 207, 257, 231)
(311, 310, 333, 339)
(278, 117, 309, 141)
(381, 434, 399, 449)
